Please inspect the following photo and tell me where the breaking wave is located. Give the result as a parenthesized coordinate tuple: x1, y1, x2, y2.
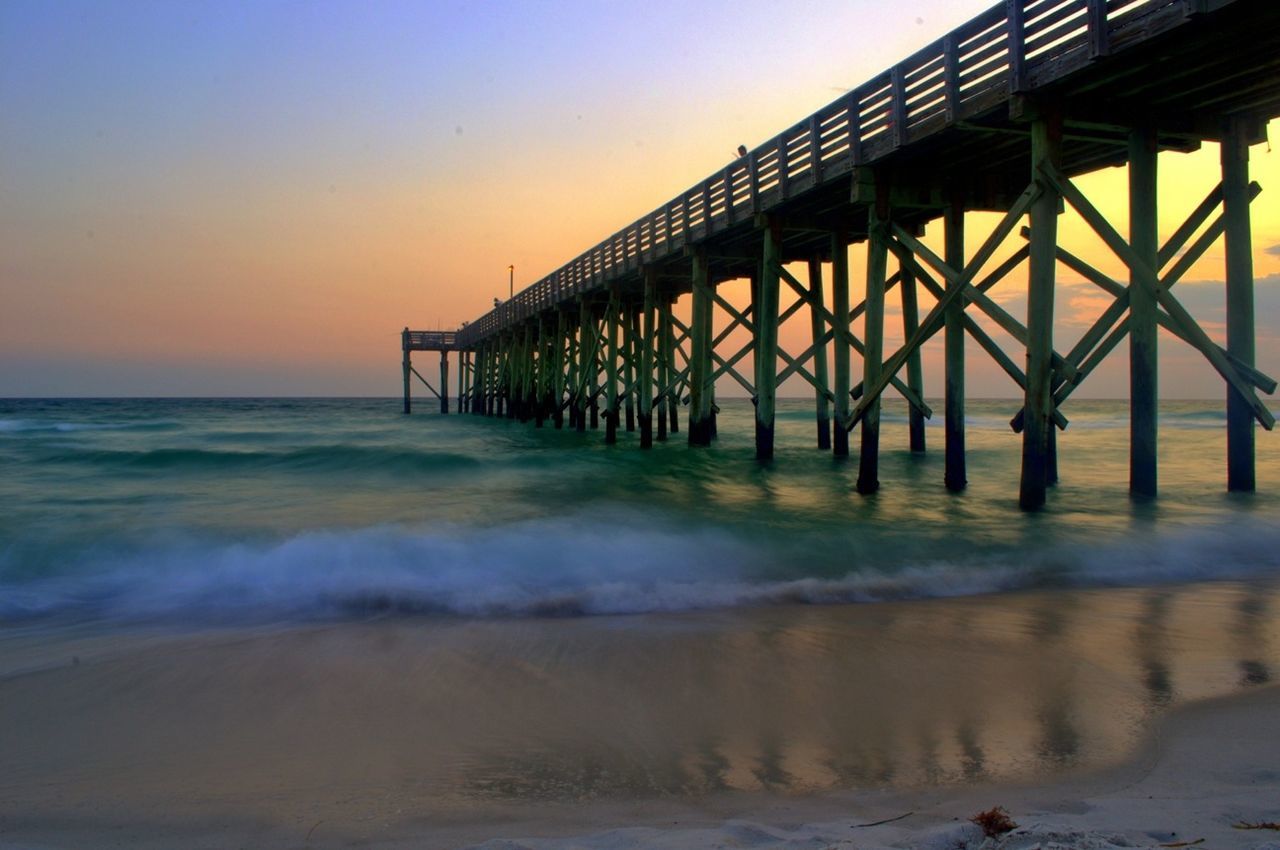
(3, 512, 1278, 624)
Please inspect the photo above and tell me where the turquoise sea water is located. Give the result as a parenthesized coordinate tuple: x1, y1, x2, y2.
(1, 396, 1278, 624)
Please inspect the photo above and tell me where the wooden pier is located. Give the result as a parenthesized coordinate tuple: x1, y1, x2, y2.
(404, 0, 1279, 509)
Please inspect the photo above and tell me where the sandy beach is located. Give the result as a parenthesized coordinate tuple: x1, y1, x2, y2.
(2, 581, 1278, 849)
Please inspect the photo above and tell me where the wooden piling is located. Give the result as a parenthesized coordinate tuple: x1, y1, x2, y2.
(402, 329, 411, 415)
(605, 291, 620, 444)
(573, 308, 586, 432)
(656, 298, 669, 441)
(689, 252, 712, 446)
(440, 350, 450, 415)
(553, 311, 567, 428)
(534, 323, 546, 427)
(1223, 116, 1256, 491)
(640, 270, 657, 448)
(459, 351, 468, 413)
(901, 264, 925, 452)
(665, 296, 679, 435)
(624, 306, 636, 433)
(808, 257, 832, 449)
(1020, 111, 1063, 510)
(755, 222, 782, 460)
(858, 186, 888, 494)
(944, 196, 966, 489)
(831, 231, 851, 458)
(1129, 126, 1159, 497)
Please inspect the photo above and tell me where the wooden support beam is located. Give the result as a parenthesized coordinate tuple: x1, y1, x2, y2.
(440, 350, 450, 415)
(712, 341, 758, 396)
(554, 311, 567, 428)
(689, 252, 713, 446)
(624, 305, 637, 433)
(574, 304, 588, 432)
(534, 324, 546, 426)
(808, 257, 832, 450)
(850, 230, 1027, 430)
(1224, 116, 1257, 490)
(1021, 111, 1062, 510)
(1020, 182, 1274, 407)
(640, 270, 657, 448)
(1043, 164, 1274, 432)
(604, 290, 620, 444)
(901, 262, 926, 453)
(665, 297, 679, 434)
(832, 231, 851, 457)
(858, 178, 889, 495)
(890, 207, 1079, 386)
(944, 196, 966, 490)
(1129, 126, 1159, 497)
(657, 298, 669, 441)
(402, 330, 412, 415)
(409, 365, 441, 399)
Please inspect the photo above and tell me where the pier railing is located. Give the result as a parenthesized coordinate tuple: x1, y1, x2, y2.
(455, 0, 1223, 347)
(403, 330, 458, 351)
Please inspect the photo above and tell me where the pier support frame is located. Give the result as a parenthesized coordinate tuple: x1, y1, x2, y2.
(831, 231, 851, 458)
(857, 180, 889, 494)
(944, 195, 966, 489)
(1020, 110, 1063, 510)
(604, 289, 620, 444)
(901, 263, 925, 453)
(1223, 116, 1256, 492)
(756, 220, 782, 460)
(664, 296, 680, 436)
(439, 350, 450, 415)
(689, 252, 713, 446)
(1129, 126, 1159, 497)
(402, 330, 412, 415)
(808, 257, 831, 450)
(640, 270, 657, 448)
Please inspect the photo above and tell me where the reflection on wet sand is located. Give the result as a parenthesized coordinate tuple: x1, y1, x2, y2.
(1235, 588, 1272, 687)
(0, 582, 1277, 823)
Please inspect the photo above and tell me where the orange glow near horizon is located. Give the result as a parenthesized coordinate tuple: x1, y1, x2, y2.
(2, 1, 1277, 397)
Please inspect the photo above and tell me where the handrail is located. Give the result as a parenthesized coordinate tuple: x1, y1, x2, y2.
(403, 330, 458, 351)
(454, 0, 1216, 348)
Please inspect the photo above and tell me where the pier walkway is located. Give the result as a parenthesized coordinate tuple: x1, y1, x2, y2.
(403, 0, 1280, 509)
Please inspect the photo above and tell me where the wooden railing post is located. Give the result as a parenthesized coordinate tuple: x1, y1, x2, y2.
(891, 66, 908, 148)
(1006, 0, 1026, 92)
(943, 34, 961, 122)
(1086, 0, 1109, 58)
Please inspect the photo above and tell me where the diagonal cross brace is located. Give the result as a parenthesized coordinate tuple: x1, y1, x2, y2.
(770, 261, 927, 418)
(841, 182, 1040, 431)
(1042, 164, 1274, 430)
(409, 366, 442, 400)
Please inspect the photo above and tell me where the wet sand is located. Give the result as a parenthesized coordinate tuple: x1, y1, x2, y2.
(1, 581, 1277, 848)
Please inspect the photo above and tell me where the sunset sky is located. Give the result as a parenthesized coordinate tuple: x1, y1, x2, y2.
(2, 0, 1277, 398)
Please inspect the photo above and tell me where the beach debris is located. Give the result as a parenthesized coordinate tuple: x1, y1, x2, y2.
(1158, 839, 1204, 847)
(852, 811, 914, 828)
(969, 807, 1018, 838)
(1233, 821, 1280, 830)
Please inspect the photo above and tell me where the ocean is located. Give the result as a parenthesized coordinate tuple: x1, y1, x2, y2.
(2, 396, 1277, 623)
(2, 396, 1280, 836)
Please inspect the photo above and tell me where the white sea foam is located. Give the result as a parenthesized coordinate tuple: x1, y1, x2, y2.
(0, 418, 175, 433)
(3, 513, 1278, 623)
